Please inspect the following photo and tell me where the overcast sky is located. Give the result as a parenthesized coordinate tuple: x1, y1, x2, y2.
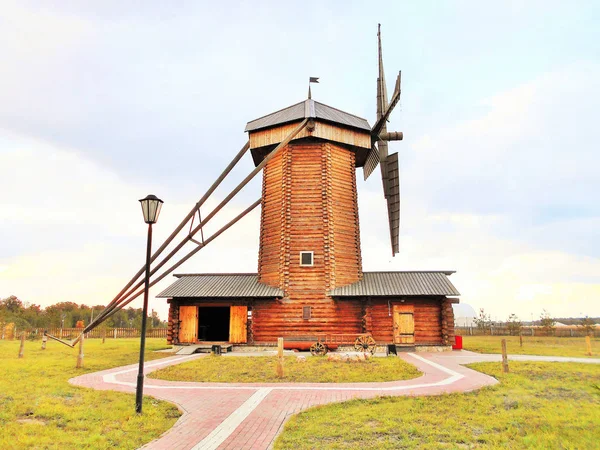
(1, 1, 599, 322)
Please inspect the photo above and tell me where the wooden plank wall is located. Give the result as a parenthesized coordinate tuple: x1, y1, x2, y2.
(368, 298, 445, 345)
(249, 121, 371, 151)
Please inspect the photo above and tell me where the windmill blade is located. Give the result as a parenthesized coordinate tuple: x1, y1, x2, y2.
(363, 144, 381, 180)
(372, 71, 401, 141)
(385, 152, 400, 255)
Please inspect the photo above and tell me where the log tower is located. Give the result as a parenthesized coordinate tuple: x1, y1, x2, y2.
(246, 98, 373, 341)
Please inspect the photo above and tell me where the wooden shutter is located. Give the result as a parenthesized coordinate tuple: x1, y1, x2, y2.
(179, 306, 197, 343)
(229, 306, 248, 344)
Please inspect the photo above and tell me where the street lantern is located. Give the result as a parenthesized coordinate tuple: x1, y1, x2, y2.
(135, 194, 163, 414)
(139, 194, 163, 224)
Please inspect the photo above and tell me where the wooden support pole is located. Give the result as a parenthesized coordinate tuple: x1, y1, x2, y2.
(41, 333, 47, 350)
(276, 337, 284, 378)
(18, 332, 25, 358)
(586, 335, 592, 356)
(501, 339, 509, 373)
(114, 328, 117, 339)
(76, 334, 84, 368)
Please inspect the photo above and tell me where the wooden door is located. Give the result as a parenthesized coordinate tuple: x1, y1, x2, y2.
(229, 306, 248, 344)
(393, 304, 415, 344)
(179, 306, 198, 343)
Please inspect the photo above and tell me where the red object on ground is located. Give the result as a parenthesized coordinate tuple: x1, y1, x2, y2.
(452, 335, 463, 350)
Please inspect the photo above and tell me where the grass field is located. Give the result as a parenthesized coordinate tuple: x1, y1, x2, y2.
(0, 338, 180, 450)
(150, 354, 421, 383)
(463, 335, 599, 358)
(275, 361, 600, 449)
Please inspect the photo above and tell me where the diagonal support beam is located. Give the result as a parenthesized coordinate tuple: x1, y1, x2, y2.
(83, 118, 309, 336)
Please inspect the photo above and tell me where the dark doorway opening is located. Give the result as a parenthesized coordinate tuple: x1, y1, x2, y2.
(198, 307, 230, 341)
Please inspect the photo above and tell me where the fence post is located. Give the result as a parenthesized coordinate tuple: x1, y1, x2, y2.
(276, 337, 284, 378)
(531, 328, 534, 337)
(102, 329, 106, 344)
(114, 328, 117, 339)
(519, 332, 523, 348)
(501, 339, 509, 373)
(18, 332, 25, 358)
(76, 333, 84, 368)
(42, 333, 47, 350)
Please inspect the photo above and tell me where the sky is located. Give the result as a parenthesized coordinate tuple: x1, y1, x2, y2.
(1, 1, 599, 322)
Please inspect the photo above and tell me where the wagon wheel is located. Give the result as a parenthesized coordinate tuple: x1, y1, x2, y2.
(354, 335, 377, 354)
(310, 341, 327, 356)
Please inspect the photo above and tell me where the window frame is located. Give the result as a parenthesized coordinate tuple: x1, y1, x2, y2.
(299, 251, 314, 267)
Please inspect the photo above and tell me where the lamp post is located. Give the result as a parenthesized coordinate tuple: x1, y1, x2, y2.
(135, 194, 163, 414)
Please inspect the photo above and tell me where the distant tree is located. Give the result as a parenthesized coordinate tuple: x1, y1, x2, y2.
(474, 308, 492, 333)
(539, 309, 556, 335)
(0, 295, 24, 313)
(578, 316, 596, 336)
(507, 313, 523, 336)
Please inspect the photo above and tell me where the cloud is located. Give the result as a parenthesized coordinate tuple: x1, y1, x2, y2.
(0, 133, 259, 320)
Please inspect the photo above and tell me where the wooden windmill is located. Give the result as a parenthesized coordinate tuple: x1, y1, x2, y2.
(58, 25, 458, 353)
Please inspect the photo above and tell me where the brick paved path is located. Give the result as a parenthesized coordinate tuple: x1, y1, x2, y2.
(71, 350, 598, 450)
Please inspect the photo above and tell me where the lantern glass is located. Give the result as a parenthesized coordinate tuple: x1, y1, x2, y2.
(139, 194, 164, 224)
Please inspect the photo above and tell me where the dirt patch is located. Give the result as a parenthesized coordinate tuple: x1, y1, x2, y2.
(17, 418, 48, 426)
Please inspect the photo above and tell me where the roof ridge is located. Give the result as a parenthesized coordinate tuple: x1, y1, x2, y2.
(362, 270, 456, 275)
(174, 273, 258, 277)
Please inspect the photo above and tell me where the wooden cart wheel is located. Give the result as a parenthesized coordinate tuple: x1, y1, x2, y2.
(310, 341, 327, 356)
(354, 335, 377, 354)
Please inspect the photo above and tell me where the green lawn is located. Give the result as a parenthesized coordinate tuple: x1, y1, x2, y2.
(0, 338, 180, 450)
(150, 355, 421, 383)
(275, 361, 600, 449)
(463, 335, 599, 358)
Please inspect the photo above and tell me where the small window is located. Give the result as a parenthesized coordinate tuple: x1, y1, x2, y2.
(300, 251, 314, 266)
(302, 306, 312, 320)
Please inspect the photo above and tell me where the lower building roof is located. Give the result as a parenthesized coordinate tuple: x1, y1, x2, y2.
(157, 271, 459, 299)
(328, 271, 460, 297)
(156, 273, 284, 298)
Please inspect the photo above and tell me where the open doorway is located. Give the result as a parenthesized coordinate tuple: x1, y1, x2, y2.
(198, 307, 230, 341)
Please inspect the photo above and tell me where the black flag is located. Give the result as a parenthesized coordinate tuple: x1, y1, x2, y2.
(309, 77, 319, 83)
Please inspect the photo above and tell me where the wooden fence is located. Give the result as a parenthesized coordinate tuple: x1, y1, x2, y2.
(455, 326, 600, 338)
(0, 326, 167, 340)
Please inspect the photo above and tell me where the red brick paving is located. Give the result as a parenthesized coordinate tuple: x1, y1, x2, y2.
(69, 351, 498, 449)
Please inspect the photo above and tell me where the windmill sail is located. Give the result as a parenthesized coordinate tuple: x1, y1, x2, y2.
(363, 144, 380, 180)
(385, 152, 400, 255)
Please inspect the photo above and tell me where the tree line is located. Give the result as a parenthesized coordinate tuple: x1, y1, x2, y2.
(0, 295, 166, 330)
(473, 309, 598, 335)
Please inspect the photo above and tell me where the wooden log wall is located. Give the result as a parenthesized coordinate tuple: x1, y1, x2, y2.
(441, 298, 456, 345)
(167, 300, 178, 344)
(251, 298, 363, 343)
(253, 139, 364, 342)
(368, 298, 445, 345)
